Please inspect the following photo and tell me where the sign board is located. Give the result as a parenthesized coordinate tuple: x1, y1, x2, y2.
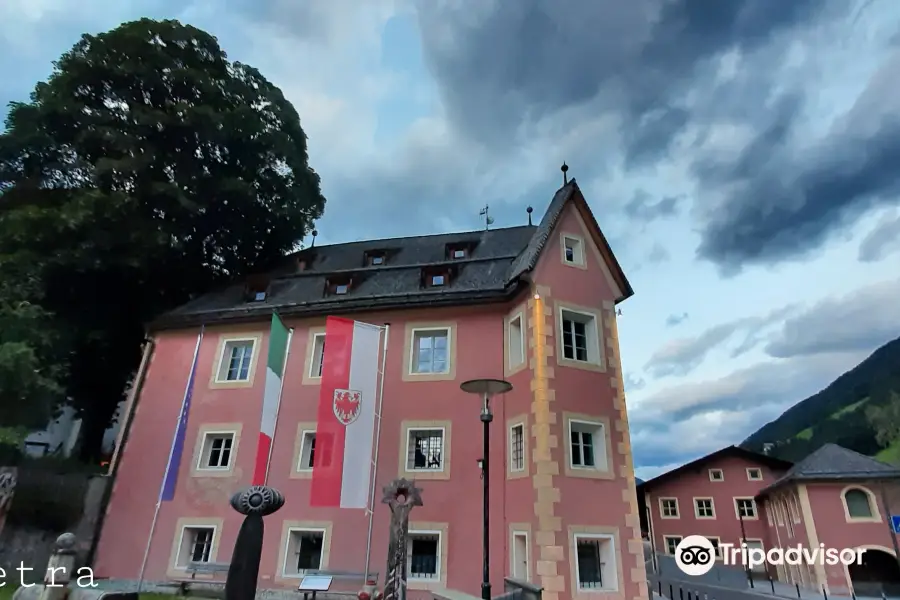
(891, 515, 900, 534)
(299, 575, 333, 592)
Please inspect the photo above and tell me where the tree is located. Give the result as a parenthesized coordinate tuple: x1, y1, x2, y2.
(866, 392, 900, 448)
(0, 18, 325, 460)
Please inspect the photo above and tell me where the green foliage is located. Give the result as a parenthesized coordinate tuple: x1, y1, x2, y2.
(5, 469, 89, 531)
(0, 18, 325, 457)
(743, 336, 900, 462)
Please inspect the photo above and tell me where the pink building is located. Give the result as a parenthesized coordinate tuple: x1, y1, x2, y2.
(755, 444, 900, 596)
(640, 444, 900, 596)
(94, 178, 648, 600)
(639, 446, 792, 571)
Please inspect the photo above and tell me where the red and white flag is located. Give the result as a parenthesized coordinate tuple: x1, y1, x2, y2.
(310, 317, 382, 509)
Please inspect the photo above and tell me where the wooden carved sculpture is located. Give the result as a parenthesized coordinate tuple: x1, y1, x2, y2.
(382, 479, 423, 600)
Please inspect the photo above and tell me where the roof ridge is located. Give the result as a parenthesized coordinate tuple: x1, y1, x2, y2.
(295, 224, 537, 253)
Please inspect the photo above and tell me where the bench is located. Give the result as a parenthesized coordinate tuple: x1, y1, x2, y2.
(171, 562, 230, 596)
(298, 570, 380, 600)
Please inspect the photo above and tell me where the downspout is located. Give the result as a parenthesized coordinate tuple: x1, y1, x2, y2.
(86, 335, 156, 567)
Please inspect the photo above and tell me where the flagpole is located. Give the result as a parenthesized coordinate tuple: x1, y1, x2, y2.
(137, 327, 204, 592)
(264, 326, 293, 485)
(364, 324, 389, 585)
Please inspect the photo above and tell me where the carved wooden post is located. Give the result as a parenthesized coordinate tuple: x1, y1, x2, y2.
(38, 533, 77, 600)
(382, 479, 422, 600)
(225, 486, 284, 600)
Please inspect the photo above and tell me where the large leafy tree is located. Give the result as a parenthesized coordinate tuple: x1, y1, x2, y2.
(0, 18, 325, 460)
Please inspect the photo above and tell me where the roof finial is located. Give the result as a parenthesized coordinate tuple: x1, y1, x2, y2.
(526, 206, 533, 226)
(561, 162, 569, 185)
(479, 204, 494, 230)
(311, 229, 318, 248)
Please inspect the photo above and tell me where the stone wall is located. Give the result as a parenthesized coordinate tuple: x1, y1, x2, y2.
(0, 471, 108, 581)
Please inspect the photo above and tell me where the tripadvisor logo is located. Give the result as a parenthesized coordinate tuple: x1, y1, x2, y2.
(675, 536, 866, 577)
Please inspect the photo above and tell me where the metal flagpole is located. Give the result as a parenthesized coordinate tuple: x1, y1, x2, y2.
(364, 324, 390, 584)
(137, 328, 204, 592)
(264, 327, 294, 485)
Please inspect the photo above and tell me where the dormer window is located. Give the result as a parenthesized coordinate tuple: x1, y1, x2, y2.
(253, 291, 267, 301)
(452, 249, 466, 259)
(447, 243, 472, 260)
(326, 276, 353, 296)
(365, 250, 387, 267)
(431, 275, 445, 286)
(245, 276, 270, 302)
(422, 267, 452, 289)
(371, 255, 384, 265)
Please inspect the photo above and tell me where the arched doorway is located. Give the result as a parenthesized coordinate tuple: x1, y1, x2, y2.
(848, 549, 900, 596)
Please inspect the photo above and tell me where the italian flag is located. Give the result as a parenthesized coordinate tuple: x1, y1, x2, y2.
(252, 312, 290, 485)
(310, 317, 382, 509)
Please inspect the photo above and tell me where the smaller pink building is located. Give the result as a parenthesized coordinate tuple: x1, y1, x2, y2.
(639, 446, 791, 572)
(640, 444, 900, 597)
(755, 444, 900, 597)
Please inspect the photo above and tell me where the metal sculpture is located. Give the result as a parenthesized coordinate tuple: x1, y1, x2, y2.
(225, 485, 285, 600)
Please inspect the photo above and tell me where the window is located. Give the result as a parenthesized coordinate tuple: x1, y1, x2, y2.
(217, 339, 255, 382)
(335, 284, 349, 295)
(367, 252, 385, 266)
(574, 535, 616, 591)
(176, 527, 215, 567)
(431, 275, 445, 286)
(695, 498, 715, 518)
(744, 540, 765, 571)
(660, 498, 679, 518)
(371, 256, 384, 265)
(508, 313, 525, 369)
(512, 532, 529, 580)
(408, 532, 440, 580)
(747, 468, 762, 481)
(736, 498, 757, 519)
(844, 488, 874, 519)
(509, 424, 525, 472)
(198, 433, 234, 470)
(253, 291, 267, 301)
(450, 248, 466, 259)
(562, 235, 584, 266)
(297, 432, 316, 471)
(709, 469, 724, 481)
(406, 429, 444, 471)
(410, 329, 450, 374)
(282, 529, 325, 576)
(559, 308, 601, 365)
(664, 536, 682, 555)
(707, 537, 722, 560)
(309, 334, 326, 379)
(569, 420, 607, 470)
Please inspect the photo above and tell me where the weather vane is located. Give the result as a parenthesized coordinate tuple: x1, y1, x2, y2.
(479, 204, 494, 230)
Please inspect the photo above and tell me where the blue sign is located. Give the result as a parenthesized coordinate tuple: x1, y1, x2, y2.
(891, 515, 900, 534)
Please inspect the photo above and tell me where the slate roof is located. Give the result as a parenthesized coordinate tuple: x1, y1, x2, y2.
(757, 443, 900, 496)
(151, 179, 633, 330)
(636, 445, 794, 492)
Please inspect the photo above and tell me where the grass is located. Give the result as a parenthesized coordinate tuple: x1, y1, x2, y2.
(0, 585, 14, 600)
(875, 439, 900, 466)
(795, 427, 813, 440)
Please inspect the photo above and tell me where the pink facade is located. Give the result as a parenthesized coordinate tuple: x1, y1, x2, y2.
(643, 450, 788, 564)
(94, 190, 648, 600)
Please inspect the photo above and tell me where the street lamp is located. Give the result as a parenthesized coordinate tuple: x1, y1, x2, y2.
(461, 378, 513, 600)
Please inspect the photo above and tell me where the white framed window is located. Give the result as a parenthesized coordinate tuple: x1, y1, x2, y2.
(216, 339, 256, 382)
(746, 468, 762, 481)
(844, 487, 876, 519)
(408, 531, 441, 580)
(663, 536, 682, 555)
(508, 313, 525, 369)
(297, 431, 316, 471)
(562, 234, 585, 266)
(309, 334, 325, 379)
(694, 498, 715, 518)
(709, 469, 724, 482)
(568, 420, 607, 470)
(282, 528, 325, 577)
(735, 498, 757, 519)
(573, 534, 617, 591)
(410, 328, 451, 374)
(659, 498, 679, 518)
(707, 537, 722, 560)
(406, 428, 444, 471)
(509, 423, 525, 472)
(197, 432, 235, 470)
(175, 526, 215, 568)
(559, 308, 600, 364)
(512, 531, 529, 580)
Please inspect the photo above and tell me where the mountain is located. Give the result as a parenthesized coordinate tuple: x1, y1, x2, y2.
(742, 336, 900, 465)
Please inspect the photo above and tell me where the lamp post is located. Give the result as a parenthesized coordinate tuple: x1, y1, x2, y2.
(461, 378, 513, 600)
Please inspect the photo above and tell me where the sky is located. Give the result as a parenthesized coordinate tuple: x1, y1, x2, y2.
(2, 0, 900, 481)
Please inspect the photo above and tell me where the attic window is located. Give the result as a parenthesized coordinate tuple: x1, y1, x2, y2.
(335, 284, 348, 295)
(326, 277, 353, 296)
(431, 275, 445, 286)
(366, 251, 386, 266)
(447, 243, 471, 260)
(253, 291, 267, 301)
(245, 276, 270, 302)
(423, 267, 452, 289)
(452, 249, 466, 259)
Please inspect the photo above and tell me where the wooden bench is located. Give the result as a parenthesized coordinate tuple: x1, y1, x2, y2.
(171, 562, 230, 596)
(298, 570, 380, 600)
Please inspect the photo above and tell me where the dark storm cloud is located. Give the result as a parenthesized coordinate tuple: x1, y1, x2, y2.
(624, 190, 683, 222)
(413, 0, 824, 149)
(765, 278, 900, 359)
(858, 212, 900, 262)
